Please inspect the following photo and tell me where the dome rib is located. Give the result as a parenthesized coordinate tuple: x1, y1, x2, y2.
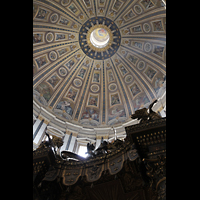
(33, 0, 166, 129)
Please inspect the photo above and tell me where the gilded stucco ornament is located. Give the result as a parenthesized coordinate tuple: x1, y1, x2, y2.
(33, 0, 166, 130)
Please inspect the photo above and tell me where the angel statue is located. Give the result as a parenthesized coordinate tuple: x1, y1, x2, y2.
(86, 142, 95, 156)
(131, 99, 161, 124)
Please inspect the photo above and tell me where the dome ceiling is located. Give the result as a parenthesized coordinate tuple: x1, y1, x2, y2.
(33, 0, 166, 128)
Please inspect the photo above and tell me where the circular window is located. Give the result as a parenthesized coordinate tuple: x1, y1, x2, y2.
(90, 28, 110, 48)
(86, 24, 113, 53)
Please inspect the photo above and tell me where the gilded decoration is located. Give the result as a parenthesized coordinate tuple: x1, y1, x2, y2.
(44, 138, 139, 185)
(107, 153, 124, 175)
(79, 16, 121, 60)
(33, 0, 166, 128)
(85, 164, 104, 182)
(62, 168, 83, 186)
(33, 117, 166, 200)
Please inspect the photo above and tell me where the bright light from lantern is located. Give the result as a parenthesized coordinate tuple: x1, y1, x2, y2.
(78, 145, 88, 158)
(90, 28, 110, 48)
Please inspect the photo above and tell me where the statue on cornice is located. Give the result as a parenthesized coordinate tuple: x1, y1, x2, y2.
(86, 138, 125, 157)
(37, 133, 53, 149)
(86, 141, 107, 157)
(131, 99, 162, 124)
(37, 133, 63, 156)
(86, 142, 95, 156)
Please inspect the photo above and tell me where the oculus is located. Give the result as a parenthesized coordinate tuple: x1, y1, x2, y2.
(90, 28, 110, 48)
(87, 25, 113, 52)
(79, 17, 121, 60)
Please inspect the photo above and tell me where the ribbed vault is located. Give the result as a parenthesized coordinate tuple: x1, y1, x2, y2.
(33, 0, 166, 130)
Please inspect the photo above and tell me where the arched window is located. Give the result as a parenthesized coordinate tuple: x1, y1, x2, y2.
(78, 145, 88, 158)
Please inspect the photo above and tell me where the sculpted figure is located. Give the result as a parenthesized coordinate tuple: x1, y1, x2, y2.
(86, 142, 95, 156)
(131, 99, 161, 123)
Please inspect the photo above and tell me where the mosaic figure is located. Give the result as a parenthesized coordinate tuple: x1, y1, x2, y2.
(111, 93, 120, 106)
(66, 87, 78, 101)
(88, 95, 98, 106)
(35, 82, 52, 102)
(130, 83, 141, 97)
(33, 34, 43, 44)
(35, 55, 48, 68)
(36, 8, 49, 19)
(56, 101, 73, 116)
(78, 68, 86, 78)
(47, 74, 60, 88)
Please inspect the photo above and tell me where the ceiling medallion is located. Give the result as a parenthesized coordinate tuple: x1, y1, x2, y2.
(79, 17, 121, 60)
